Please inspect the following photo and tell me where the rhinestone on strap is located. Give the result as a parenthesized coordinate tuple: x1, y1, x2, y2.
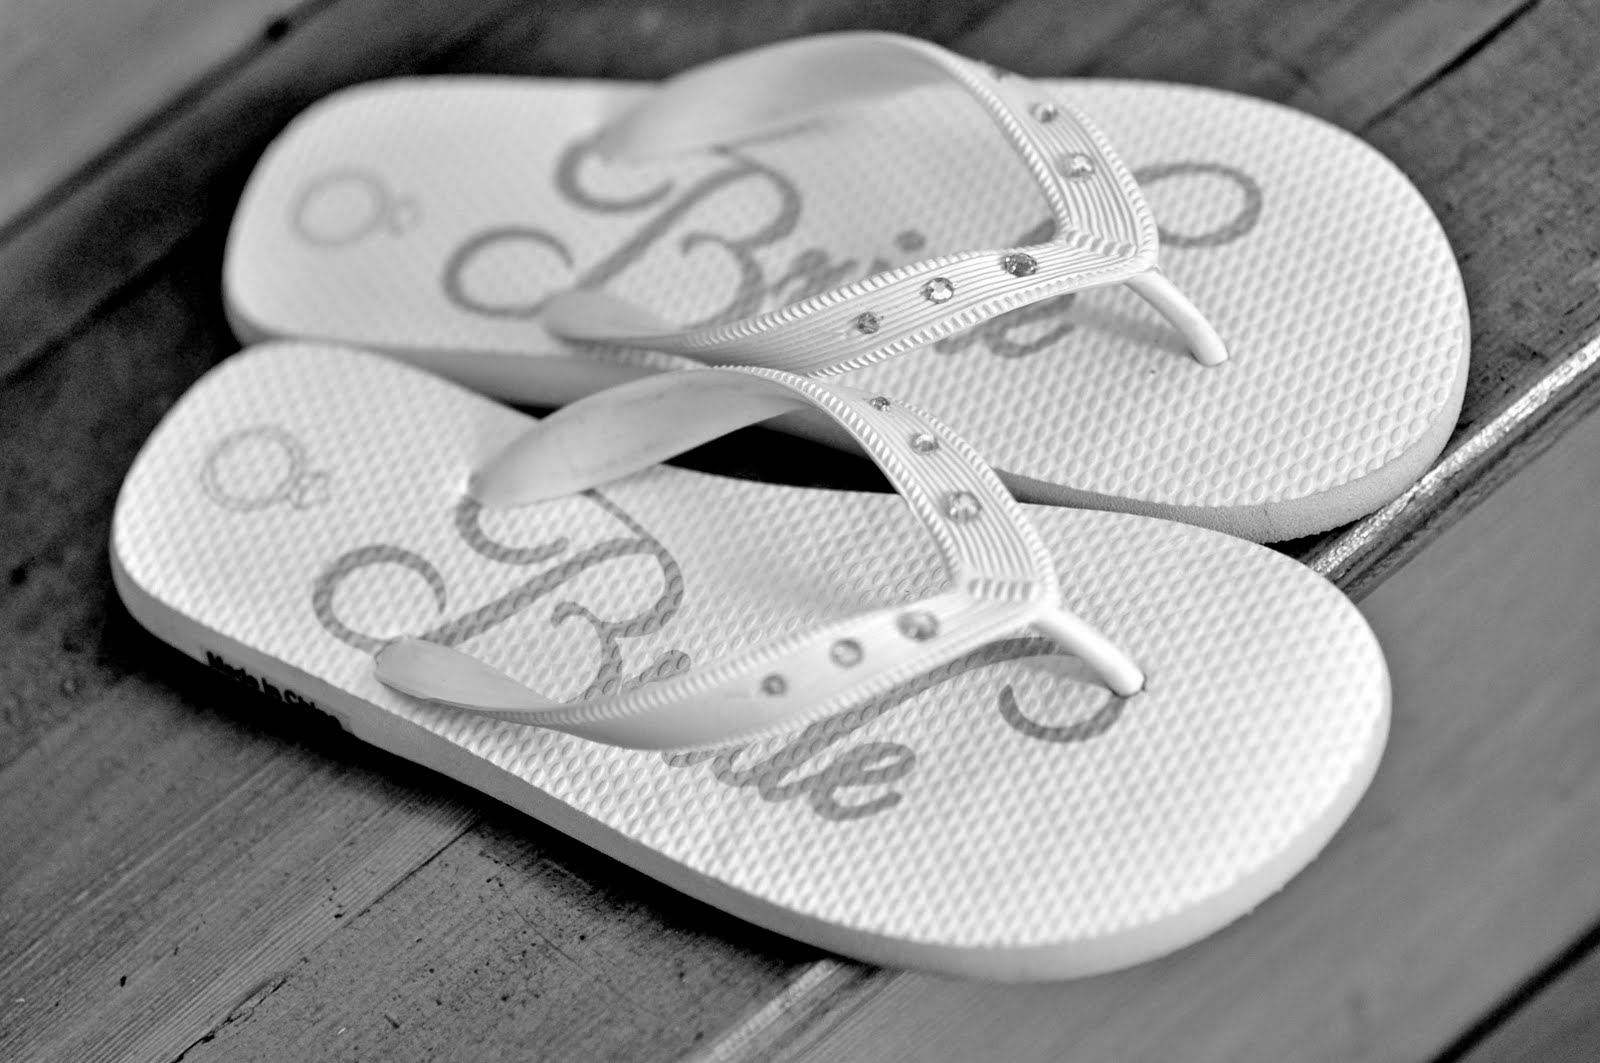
(541, 32, 1227, 370)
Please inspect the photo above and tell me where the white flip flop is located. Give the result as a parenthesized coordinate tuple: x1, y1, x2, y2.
(113, 341, 1388, 980)
(224, 32, 1469, 542)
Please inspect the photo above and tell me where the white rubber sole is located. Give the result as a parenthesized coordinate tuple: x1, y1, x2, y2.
(113, 342, 1391, 979)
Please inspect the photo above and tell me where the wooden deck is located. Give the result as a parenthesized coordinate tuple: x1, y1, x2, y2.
(3, 2, 1599, 1060)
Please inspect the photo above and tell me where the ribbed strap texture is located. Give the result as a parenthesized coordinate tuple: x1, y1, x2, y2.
(376, 368, 1143, 749)
(543, 32, 1166, 375)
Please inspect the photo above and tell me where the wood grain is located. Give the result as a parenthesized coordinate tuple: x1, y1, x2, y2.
(957, 0, 1534, 127)
(0, 672, 475, 1063)
(0, 0, 535, 386)
(1366, 0, 1600, 437)
(1280, 0, 1540, 126)
(1324, 0, 1600, 589)
(744, 336, 1600, 1063)
(0, 665, 809, 1063)
(176, 806, 812, 1063)
(451, 0, 1012, 79)
(2, 0, 1599, 1061)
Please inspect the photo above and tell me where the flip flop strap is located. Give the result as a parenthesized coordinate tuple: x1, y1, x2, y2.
(542, 32, 1226, 368)
(376, 367, 1144, 750)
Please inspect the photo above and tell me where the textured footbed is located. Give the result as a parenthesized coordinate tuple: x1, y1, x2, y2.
(224, 75, 1470, 542)
(112, 342, 1390, 980)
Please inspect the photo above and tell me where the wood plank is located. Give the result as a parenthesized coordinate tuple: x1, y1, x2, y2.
(174, 802, 812, 1063)
(1314, 0, 1600, 588)
(953, 0, 1171, 78)
(3, 1, 1599, 1060)
(1362, 2, 1600, 439)
(451, 0, 1011, 79)
(1456, 942, 1600, 1063)
(0, 0, 533, 386)
(1281, 0, 1540, 126)
(958, 0, 1533, 128)
(0, 671, 476, 1063)
(0, 254, 227, 772)
(728, 337, 1600, 1063)
(960, 0, 1318, 97)
(0, 0, 297, 229)
(0, 668, 808, 1063)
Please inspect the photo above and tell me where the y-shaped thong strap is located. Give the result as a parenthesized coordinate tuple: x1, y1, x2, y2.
(542, 32, 1227, 371)
(375, 367, 1145, 750)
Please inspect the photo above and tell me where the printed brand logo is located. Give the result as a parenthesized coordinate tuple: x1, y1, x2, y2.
(200, 425, 331, 512)
(206, 650, 326, 715)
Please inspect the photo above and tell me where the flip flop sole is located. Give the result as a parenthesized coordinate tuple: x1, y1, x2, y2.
(113, 342, 1389, 980)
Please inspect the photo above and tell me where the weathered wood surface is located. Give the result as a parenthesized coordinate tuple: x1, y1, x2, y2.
(1459, 936, 1600, 1063)
(0, 0, 290, 227)
(0, 673, 809, 1063)
(734, 346, 1600, 1063)
(0, 0, 540, 386)
(961, 0, 1536, 127)
(2, 0, 1599, 1061)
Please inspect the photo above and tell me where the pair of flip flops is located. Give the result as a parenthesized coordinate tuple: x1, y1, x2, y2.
(114, 34, 1465, 980)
